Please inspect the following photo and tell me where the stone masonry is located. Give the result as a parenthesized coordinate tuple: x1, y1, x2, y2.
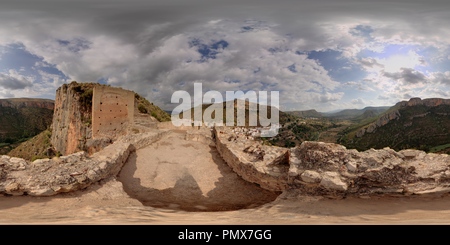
(91, 85, 134, 140)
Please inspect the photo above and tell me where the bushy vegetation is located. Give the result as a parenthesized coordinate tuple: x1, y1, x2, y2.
(134, 93, 171, 122)
(7, 129, 55, 161)
(0, 104, 54, 149)
(268, 117, 347, 148)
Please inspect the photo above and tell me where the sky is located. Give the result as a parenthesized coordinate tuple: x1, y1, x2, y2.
(1, 0, 450, 112)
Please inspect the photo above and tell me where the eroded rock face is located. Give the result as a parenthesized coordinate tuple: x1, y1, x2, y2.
(356, 98, 450, 138)
(50, 82, 93, 155)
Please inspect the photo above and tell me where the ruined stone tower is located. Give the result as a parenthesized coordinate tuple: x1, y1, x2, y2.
(50, 82, 135, 156)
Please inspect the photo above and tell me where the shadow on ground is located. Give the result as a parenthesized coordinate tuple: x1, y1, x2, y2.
(117, 132, 280, 212)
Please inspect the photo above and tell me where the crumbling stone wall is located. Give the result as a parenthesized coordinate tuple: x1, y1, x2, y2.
(0, 129, 167, 196)
(214, 126, 290, 192)
(214, 126, 450, 197)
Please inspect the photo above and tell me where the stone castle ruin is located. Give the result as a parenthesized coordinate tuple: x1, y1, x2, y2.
(2, 82, 450, 203)
(50, 82, 143, 156)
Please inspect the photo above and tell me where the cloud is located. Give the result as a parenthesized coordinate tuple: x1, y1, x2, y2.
(403, 93, 414, 99)
(383, 68, 427, 85)
(431, 71, 450, 85)
(351, 98, 365, 105)
(378, 95, 389, 100)
(0, 90, 14, 98)
(319, 92, 344, 103)
(0, 0, 449, 111)
(358, 57, 383, 69)
(0, 70, 33, 90)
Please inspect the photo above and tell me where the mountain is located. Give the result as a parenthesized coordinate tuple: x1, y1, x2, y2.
(338, 97, 450, 153)
(322, 106, 390, 120)
(177, 99, 287, 127)
(0, 98, 54, 154)
(285, 109, 323, 118)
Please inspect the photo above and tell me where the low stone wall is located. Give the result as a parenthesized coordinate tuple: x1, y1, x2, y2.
(289, 142, 450, 197)
(214, 127, 289, 192)
(0, 129, 168, 196)
(214, 126, 450, 197)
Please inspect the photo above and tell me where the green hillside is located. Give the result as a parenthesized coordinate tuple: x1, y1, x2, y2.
(177, 99, 285, 127)
(135, 93, 171, 122)
(285, 109, 323, 118)
(0, 99, 54, 154)
(338, 101, 450, 152)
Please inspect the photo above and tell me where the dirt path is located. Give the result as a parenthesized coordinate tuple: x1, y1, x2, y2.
(117, 130, 279, 211)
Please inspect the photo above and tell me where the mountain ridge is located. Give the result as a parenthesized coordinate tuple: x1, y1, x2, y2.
(338, 97, 450, 152)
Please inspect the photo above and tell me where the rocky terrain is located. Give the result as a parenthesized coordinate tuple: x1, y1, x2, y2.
(2, 124, 450, 224)
(2, 83, 450, 224)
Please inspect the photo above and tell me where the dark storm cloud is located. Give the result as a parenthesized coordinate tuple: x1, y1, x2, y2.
(383, 68, 427, 84)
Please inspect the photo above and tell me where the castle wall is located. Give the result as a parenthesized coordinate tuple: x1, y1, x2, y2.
(92, 85, 135, 140)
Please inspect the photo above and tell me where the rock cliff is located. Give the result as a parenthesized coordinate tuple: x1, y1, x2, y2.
(356, 97, 450, 138)
(50, 82, 94, 155)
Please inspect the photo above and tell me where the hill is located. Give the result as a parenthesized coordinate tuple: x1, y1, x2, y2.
(285, 109, 323, 118)
(338, 97, 450, 152)
(0, 98, 54, 154)
(323, 106, 390, 120)
(176, 99, 287, 127)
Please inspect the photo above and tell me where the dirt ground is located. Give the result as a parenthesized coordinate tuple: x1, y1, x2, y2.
(2, 130, 450, 225)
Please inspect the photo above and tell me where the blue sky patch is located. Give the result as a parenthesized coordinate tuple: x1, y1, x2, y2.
(189, 39, 229, 61)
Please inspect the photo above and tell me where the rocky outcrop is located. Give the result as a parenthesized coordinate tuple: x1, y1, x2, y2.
(214, 126, 289, 192)
(356, 110, 400, 137)
(50, 82, 93, 155)
(398, 97, 450, 107)
(356, 97, 450, 137)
